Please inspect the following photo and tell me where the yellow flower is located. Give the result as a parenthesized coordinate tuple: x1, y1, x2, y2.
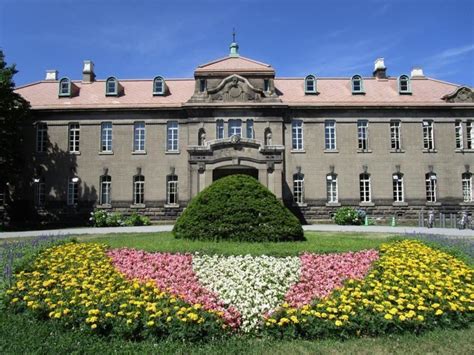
(435, 309, 443, 316)
(335, 320, 343, 327)
(384, 314, 393, 320)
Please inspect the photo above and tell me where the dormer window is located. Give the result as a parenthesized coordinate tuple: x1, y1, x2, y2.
(106, 77, 118, 96)
(398, 75, 411, 94)
(153, 76, 165, 95)
(264, 79, 270, 92)
(199, 79, 207, 93)
(304, 75, 317, 94)
(351, 75, 364, 94)
(58, 78, 71, 97)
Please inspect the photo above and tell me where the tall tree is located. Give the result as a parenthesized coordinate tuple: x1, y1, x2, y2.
(0, 50, 30, 195)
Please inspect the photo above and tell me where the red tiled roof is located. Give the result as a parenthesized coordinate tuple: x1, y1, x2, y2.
(15, 76, 469, 110)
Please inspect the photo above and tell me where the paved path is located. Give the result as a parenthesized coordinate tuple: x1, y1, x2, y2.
(1, 224, 473, 239)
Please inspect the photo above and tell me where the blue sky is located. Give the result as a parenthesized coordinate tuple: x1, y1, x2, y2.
(1, 0, 473, 87)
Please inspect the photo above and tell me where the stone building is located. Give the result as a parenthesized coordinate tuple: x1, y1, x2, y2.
(5, 40, 474, 224)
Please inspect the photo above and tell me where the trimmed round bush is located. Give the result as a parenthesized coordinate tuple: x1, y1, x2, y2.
(334, 207, 363, 225)
(173, 174, 304, 242)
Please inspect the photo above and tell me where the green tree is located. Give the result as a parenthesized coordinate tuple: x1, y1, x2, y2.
(0, 50, 30, 195)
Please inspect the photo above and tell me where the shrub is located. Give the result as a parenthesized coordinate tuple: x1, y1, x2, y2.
(173, 174, 304, 242)
(123, 213, 151, 226)
(90, 210, 151, 227)
(334, 207, 363, 225)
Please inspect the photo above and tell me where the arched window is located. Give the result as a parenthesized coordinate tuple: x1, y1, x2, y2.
(398, 75, 411, 94)
(425, 172, 437, 202)
(59, 77, 71, 97)
(167, 174, 178, 205)
(198, 128, 206, 146)
(392, 173, 404, 202)
(100, 175, 112, 205)
(264, 127, 272, 146)
(359, 173, 371, 203)
(462, 172, 472, 202)
(293, 173, 304, 205)
(105, 77, 118, 96)
(326, 173, 338, 203)
(351, 75, 364, 94)
(153, 76, 165, 95)
(133, 175, 145, 205)
(304, 75, 317, 94)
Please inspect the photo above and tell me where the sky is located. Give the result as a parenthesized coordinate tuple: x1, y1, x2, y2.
(1, 0, 473, 87)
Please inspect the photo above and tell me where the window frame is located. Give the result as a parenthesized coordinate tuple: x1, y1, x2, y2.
(133, 122, 146, 152)
(216, 119, 224, 140)
(304, 75, 317, 94)
(100, 175, 112, 205)
(133, 175, 145, 205)
(228, 119, 242, 138)
(326, 174, 338, 203)
(422, 120, 435, 150)
(467, 121, 473, 149)
(390, 121, 402, 150)
(351, 75, 364, 94)
(67, 179, 79, 206)
(153, 76, 165, 96)
(199, 79, 207, 93)
(166, 121, 179, 152)
(462, 172, 472, 202)
(34, 178, 46, 207)
(293, 173, 305, 205)
(292, 120, 304, 151)
(36, 122, 48, 153)
(100, 122, 113, 152)
(246, 119, 254, 139)
(0, 183, 5, 207)
(455, 121, 463, 149)
(68, 123, 80, 153)
(425, 172, 437, 203)
(166, 174, 179, 205)
(357, 120, 369, 151)
(398, 75, 411, 94)
(105, 77, 119, 96)
(392, 173, 404, 203)
(324, 120, 336, 150)
(58, 77, 71, 97)
(359, 173, 371, 203)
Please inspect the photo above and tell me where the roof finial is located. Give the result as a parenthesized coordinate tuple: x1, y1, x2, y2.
(229, 28, 239, 57)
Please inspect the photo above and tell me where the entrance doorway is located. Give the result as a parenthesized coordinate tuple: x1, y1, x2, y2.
(212, 166, 258, 181)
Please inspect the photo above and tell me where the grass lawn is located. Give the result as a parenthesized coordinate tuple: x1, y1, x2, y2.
(0, 312, 472, 355)
(78, 231, 394, 256)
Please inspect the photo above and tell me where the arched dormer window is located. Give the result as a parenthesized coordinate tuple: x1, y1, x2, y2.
(304, 75, 317, 94)
(58, 77, 71, 97)
(153, 76, 166, 96)
(105, 77, 118, 96)
(351, 75, 364, 94)
(398, 75, 411, 94)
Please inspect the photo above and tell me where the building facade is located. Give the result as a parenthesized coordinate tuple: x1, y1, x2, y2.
(6, 41, 474, 225)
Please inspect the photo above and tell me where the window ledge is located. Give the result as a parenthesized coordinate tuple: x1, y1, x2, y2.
(357, 149, 372, 154)
(359, 202, 375, 207)
(390, 149, 405, 153)
(352, 91, 366, 95)
(290, 149, 306, 154)
(392, 202, 408, 207)
(164, 204, 180, 208)
(132, 151, 147, 155)
(99, 151, 114, 155)
(69, 151, 81, 155)
(324, 149, 339, 153)
(455, 149, 474, 153)
(460, 202, 474, 206)
(96, 204, 112, 209)
(422, 149, 437, 153)
(130, 204, 146, 209)
(325, 202, 341, 207)
(165, 151, 180, 155)
(425, 202, 441, 206)
(292, 203, 308, 207)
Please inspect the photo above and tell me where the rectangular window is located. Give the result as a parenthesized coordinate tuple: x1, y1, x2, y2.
(69, 123, 80, 153)
(455, 121, 463, 149)
(293, 176, 304, 205)
(246, 120, 254, 139)
(101, 122, 113, 152)
(167, 175, 178, 205)
(216, 120, 224, 139)
(462, 174, 472, 202)
(390, 121, 401, 150)
(359, 174, 371, 202)
(0, 184, 4, 206)
(228, 119, 242, 137)
(133, 175, 145, 205)
(35, 181, 46, 206)
(425, 174, 437, 202)
(264, 79, 270, 92)
(199, 79, 206, 93)
(326, 175, 338, 203)
(423, 121, 434, 150)
(325, 121, 336, 150)
(467, 121, 473, 149)
(393, 175, 404, 202)
(67, 180, 78, 206)
(133, 122, 145, 152)
(292, 120, 303, 150)
(357, 120, 369, 150)
(100, 175, 111, 205)
(36, 123, 48, 153)
(167, 121, 179, 151)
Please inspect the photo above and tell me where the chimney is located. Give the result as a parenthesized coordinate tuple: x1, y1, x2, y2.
(373, 58, 387, 79)
(45, 70, 58, 81)
(410, 67, 424, 78)
(82, 60, 95, 83)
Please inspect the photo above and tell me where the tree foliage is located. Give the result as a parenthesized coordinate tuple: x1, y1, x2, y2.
(173, 174, 305, 242)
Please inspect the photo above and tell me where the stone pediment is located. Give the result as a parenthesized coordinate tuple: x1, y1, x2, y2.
(442, 86, 474, 103)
